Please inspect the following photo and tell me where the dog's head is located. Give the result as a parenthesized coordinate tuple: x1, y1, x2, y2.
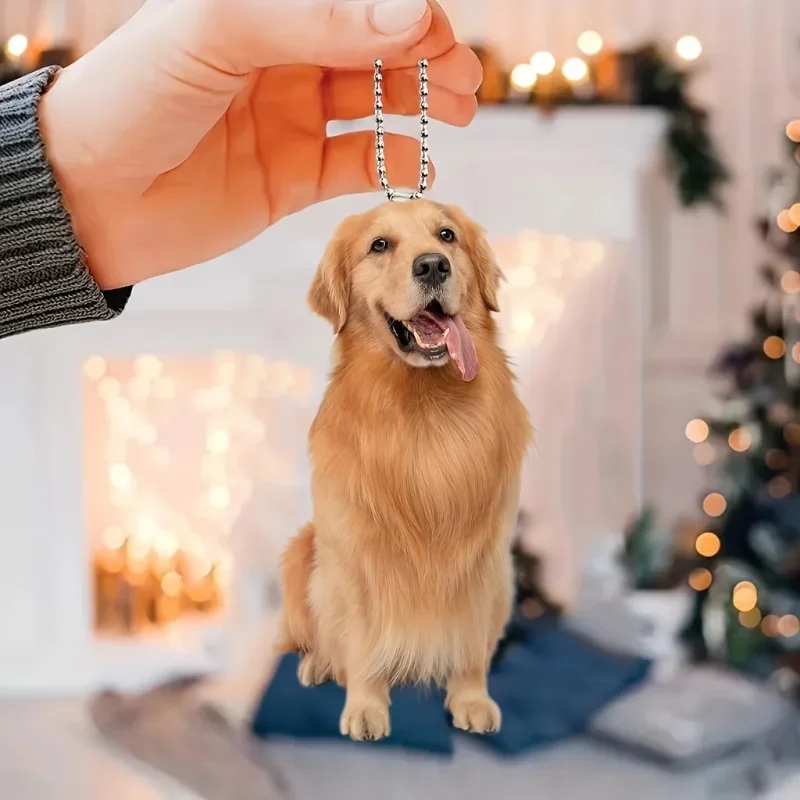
(308, 200, 501, 381)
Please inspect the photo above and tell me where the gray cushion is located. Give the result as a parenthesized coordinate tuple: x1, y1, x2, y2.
(589, 665, 795, 768)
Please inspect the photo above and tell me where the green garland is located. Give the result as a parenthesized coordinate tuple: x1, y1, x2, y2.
(472, 41, 730, 209)
(628, 44, 729, 208)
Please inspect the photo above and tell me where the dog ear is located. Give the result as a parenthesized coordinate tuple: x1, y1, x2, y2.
(448, 206, 502, 313)
(307, 227, 352, 333)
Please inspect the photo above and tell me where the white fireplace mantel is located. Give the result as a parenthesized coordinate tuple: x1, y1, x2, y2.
(0, 107, 667, 694)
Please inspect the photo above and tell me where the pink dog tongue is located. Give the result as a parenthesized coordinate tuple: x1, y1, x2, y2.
(425, 310, 478, 382)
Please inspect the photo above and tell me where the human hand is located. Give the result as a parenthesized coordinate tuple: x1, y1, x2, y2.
(38, 0, 481, 290)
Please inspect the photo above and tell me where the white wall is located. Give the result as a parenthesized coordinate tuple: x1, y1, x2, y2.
(4, 0, 799, 522)
(437, 0, 800, 522)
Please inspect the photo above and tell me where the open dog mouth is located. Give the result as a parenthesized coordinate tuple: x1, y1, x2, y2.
(384, 301, 479, 381)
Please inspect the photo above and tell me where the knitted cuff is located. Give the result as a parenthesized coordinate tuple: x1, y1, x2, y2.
(0, 67, 131, 340)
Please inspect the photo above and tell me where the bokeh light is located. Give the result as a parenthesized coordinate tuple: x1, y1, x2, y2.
(732, 581, 758, 613)
(739, 608, 762, 629)
(777, 615, 800, 638)
(763, 336, 786, 359)
(562, 57, 589, 83)
(781, 271, 800, 293)
(675, 35, 702, 61)
(688, 568, 713, 591)
(577, 31, 603, 56)
(777, 210, 799, 233)
(6, 34, 28, 58)
(766, 449, 789, 470)
(728, 427, 751, 453)
(784, 422, 800, 445)
(695, 531, 721, 557)
(702, 492, 727, 517)
(693, 442, 716, 466)
(768, 475, 792, 498)
(530, 51, 556, 75)
(510, 63, 537, 90)
(685, 418, 709, 443)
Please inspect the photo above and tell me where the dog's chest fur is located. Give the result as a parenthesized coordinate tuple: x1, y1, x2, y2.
(311, 357, 528, 563)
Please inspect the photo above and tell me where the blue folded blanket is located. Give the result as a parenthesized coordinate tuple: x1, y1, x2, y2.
(252, 652, 453, 754)
(251, 619, 650, 757)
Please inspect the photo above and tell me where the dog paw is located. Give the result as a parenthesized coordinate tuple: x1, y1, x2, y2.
(297, 653, 332, 687)
(448, 693, 501, 734)
(339, 702, 391, 741)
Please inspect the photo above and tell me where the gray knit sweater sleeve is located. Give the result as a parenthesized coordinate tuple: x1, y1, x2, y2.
(0, 68, 131, 340)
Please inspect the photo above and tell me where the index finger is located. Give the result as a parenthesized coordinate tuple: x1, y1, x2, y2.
(322, 44, 482, 124)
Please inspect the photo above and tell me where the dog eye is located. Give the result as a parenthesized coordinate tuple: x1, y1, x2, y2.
(439, 228, 456, 243)
(370, 238, 389, 253)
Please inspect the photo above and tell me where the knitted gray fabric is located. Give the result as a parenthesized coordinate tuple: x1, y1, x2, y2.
(0, 68, 130, 340)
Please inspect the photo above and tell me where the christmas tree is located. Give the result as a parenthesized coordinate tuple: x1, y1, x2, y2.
(682, 119, 800, 678)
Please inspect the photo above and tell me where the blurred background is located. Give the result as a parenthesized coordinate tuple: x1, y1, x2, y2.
(2, 0, 800, 798)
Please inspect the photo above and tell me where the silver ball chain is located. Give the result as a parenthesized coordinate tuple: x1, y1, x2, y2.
(374, 59, 429, 201)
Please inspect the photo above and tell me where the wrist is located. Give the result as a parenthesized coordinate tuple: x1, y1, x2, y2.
(37, 68, 119, 290)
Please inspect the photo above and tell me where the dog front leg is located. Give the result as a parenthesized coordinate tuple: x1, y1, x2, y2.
(339, 636, 391, 741)
(445, 665, 501, 734)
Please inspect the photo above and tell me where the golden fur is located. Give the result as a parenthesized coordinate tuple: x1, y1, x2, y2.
(278, 200, 531, 741)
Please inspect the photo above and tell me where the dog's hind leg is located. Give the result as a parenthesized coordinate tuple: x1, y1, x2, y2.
(277, 522, 317, 654)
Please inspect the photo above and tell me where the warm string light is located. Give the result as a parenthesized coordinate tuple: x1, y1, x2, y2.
(102, 525, 126, 551)
(530, 51, 556, 75)
(577, 31, 603, 56)
(728, 427, 751, 453)
(762, 614, 780, 637)
(5, 34, 28, 59)
(510, 63, 537, 91)
(777, 615, 800, 638)
(692, 442, 716, 466)
(689, 568, 713, 591)
(786, 121, 800, 144)
(784, 422, 800, 445)
(768, 475, 792, 499)
(695, 531, 721, 557)
(675, 35, 702, 62)
(766, 448, 789, 470)
(685, 418, 709, 443)
(781, 271, 800, 294)
(763, 336, 786, 359)
(85, 352, 316, 634)
(562, 57, 589, 84)
(506, 36, 708, 105)
(777, 209, 799, 234)
(739, 608, 762, 629)
(769, 402, 793, 425)
(732, 581, 758, 613)
(702, 492, 726, 517)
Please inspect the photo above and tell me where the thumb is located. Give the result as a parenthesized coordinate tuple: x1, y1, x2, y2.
(181, 0, 435, 72)
(369, 0, 432, 36)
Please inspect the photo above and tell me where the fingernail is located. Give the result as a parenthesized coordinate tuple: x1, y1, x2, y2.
(370, 0, 428, 36)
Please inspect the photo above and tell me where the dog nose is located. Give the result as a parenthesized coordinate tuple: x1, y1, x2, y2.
(412, 253, 451, 287)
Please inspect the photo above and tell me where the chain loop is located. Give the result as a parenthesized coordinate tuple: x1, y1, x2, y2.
(374, 59, 429, 201)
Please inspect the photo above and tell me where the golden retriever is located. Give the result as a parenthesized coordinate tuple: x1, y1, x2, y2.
(278, 199, 531, 741)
